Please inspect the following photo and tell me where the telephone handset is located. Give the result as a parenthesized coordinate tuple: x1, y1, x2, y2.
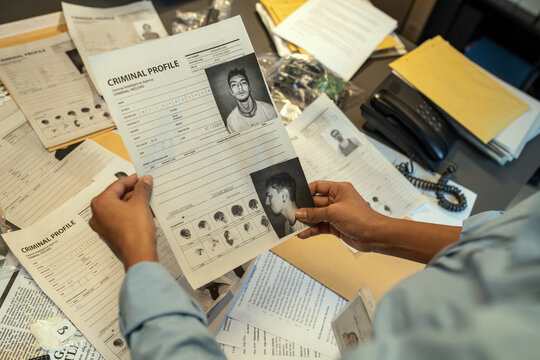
(361, 73, 456, 171)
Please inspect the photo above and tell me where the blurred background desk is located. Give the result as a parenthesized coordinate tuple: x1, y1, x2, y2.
(1, 0, 539, 215)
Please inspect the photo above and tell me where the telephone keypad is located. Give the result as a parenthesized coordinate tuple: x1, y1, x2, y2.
(415, 101, 443, 133)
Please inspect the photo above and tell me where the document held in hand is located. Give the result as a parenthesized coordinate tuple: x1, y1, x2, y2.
(89, 16, 314, 289)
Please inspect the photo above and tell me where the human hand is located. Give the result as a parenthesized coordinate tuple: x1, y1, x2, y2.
(89, 174, 158, 271)
(295, 181, 387, 252)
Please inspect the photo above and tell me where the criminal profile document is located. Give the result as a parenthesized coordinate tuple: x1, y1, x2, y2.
(89, 16, 314, 289)
(62, 1, 168, 94)
(0, 33, 115, 150)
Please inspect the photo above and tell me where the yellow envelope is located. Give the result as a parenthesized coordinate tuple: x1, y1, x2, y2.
(0, 23, 67, 48)
(389, 36, 529, 143)
(376, 33, 399, 50)
(90, 131, 131, 162)
(272, 234, 423, 301)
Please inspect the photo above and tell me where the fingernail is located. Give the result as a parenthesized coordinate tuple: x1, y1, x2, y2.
(296, 209, 306, 220)
(141, 175, 153, 186)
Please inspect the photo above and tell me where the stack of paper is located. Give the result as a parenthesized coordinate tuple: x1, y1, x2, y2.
(217, 251, 347, 359)
(259, 0, 403, 58)
(0, 1, 170, 151)
(389, 36, 539, 165)
(269, 0, 397, 80)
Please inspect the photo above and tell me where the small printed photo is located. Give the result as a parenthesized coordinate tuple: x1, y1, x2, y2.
(65, 49, 87, 74)
(205, 53, 277, 134)
(342, 331, 359, 349)
(250, 158, 315, 239)
(321, 120, 362, 157)
(133, 19, 164, 41)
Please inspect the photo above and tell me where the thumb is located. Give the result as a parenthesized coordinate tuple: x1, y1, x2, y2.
(131, 175, 153, 202)
(295, 206, 329, 224)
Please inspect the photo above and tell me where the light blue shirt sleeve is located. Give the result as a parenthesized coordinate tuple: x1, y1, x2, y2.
(119, 262, 225, 360)
(342, 190, 540, 359)
(119, 191, 540, 360)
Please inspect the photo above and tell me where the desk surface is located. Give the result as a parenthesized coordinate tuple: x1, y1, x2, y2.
(1, 0, 538, 214)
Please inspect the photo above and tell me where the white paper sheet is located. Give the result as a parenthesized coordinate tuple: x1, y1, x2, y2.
(2, 169, 183, 360)
(217, 316, 331, 359)
(0, 33, 115, 149)
(493, 76, 540, 157)
(366, 135, 477, 225)
(273, 0, 397, 80)
(0, 259, 104, 360)
(89, 16, 313, 289)
(227, 251, 346, 358)
(0, 95, 26, 138)
(62, 1, 168, 94)
(287, 95, 424, 219)
(525, 113, 540, 142)
(0, 123, 117, 228)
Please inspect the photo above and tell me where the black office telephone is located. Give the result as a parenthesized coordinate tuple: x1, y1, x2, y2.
(361, 73, 456, 171)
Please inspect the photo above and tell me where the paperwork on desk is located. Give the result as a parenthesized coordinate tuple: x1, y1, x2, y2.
(273, 0, 397, 80)
(0, 254, 104, 359)
(62, 1, 168, 95)
(2, 171, 185, 360)
(0, 87, 26, 138)
(287, 95, 424, 219)
(366, 135, 477, 226)
(259, 0, 403, 58)
(89, 16, 314, 289)
(0, 32, 115, 150)
(389, 36, 530, 145)
(225, 251, 346, 359)
(217, 316, 332, 359)
(490, 77, 540, 161)
(0, 123, 118, 228)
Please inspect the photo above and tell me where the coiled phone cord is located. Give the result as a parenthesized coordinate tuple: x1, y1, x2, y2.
(396, 160, 468, 212)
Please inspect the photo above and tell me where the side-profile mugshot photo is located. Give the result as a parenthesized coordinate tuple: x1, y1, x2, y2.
(250, 158, 314, 238)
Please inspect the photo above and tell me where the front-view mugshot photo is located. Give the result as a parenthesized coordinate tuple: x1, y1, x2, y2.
(205, 53, 277, 134)
(250, 158, 315, 239)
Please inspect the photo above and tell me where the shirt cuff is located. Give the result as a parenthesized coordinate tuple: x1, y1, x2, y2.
(119, 262, 206, 337)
